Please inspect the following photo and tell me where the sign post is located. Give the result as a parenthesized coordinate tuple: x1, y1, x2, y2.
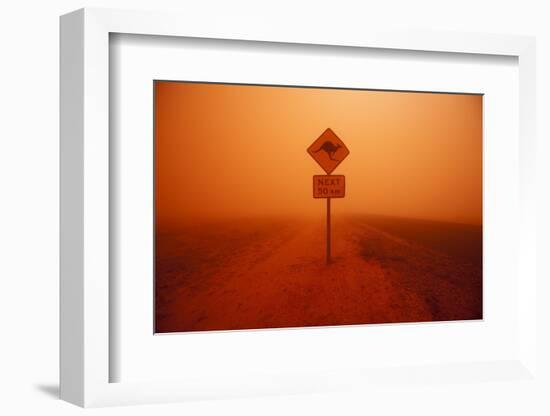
(326, 198, 331, 264)
(307, 128, 350, 265)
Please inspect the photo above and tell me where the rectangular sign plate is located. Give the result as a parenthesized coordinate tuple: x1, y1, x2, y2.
(313, 175, 345, 198)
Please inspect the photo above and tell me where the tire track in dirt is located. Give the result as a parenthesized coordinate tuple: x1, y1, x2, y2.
(350, 219, 482, 322)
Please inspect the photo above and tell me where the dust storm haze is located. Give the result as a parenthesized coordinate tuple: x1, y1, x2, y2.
(154, 81, 483, 333)
(155, 82, 482, 227)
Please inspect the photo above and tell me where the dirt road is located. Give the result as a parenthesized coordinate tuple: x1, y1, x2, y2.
(155, 216, 482, 332)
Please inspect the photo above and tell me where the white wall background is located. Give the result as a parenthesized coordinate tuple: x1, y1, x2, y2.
(1, 0, 548, 415)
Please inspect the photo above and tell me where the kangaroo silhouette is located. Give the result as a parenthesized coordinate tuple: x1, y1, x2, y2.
(314, 141, 342, 161)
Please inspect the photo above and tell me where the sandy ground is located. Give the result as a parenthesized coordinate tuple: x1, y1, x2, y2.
(155, 216, 482, 332)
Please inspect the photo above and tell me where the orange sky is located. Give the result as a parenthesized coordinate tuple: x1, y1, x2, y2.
(155, 81, 482, 226)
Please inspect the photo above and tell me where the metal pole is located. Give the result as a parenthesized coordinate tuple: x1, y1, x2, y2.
(326, 197, 331, 264)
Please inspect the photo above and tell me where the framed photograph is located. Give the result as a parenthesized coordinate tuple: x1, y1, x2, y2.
(60, 8, 538, 407)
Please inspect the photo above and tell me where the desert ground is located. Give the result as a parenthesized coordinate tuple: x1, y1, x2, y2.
(155, 215, 482, 333)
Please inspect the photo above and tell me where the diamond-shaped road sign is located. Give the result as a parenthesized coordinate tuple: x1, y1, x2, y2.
(307, 128, 350, 174)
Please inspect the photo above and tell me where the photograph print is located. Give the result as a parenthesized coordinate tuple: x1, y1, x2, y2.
(154, 81, 482, 333)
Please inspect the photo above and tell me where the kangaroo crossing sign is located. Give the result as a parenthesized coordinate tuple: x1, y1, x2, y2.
(307, 128, 349, 264)
(307, 128, 350, 174)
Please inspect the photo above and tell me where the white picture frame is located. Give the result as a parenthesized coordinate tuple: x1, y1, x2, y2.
(60, 7, 537, 408)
